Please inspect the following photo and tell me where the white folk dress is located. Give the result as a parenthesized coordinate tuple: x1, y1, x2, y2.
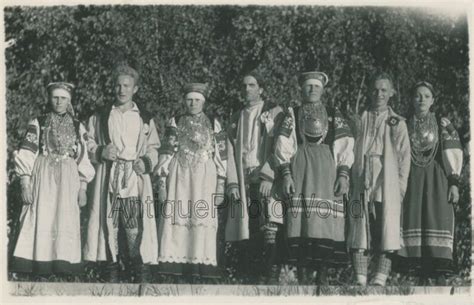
(12, 113, 95, 274)
(156, 113, 227, 277)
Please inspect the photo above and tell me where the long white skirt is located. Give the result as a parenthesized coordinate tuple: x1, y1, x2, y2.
(158, 157, 218, 266)
(12, 155, 82, 274)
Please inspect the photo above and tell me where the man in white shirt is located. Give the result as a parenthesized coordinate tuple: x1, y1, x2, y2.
(225, 70, 284, 284)
(83, 64, 161, 283)
(347, 72, 411, 286)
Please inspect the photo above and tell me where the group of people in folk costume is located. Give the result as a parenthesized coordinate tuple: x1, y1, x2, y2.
(10, 64, 463, 286)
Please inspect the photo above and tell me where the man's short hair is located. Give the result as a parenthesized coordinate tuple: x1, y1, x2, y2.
(113, 64, 139, 86)
(243, 69, 265, 88)
(370, 71, 394, 89)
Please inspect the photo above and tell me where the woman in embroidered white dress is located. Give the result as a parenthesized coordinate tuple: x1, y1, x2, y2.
(10, 82, 95, 276)
(154, 83, 227, 282)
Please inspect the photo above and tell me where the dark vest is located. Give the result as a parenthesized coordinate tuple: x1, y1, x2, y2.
(227, 102, 277, 142)
(37, 113, 82, 157)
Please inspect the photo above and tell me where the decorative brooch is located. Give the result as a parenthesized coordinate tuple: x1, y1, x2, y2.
(388, 116, 400, 126)
(26, 132, 37, 143)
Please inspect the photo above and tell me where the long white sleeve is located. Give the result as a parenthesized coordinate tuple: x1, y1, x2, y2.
(334, 137, 355, 168)
(441, 123, 463, 176)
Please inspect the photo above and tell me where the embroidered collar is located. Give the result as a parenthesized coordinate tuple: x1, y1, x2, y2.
(369, 106, 389, 117)
(185, 111, 205, 118)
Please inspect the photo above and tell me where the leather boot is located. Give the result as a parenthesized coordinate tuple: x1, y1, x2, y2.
(266, 265, 281, 285)
(131, 257, 151, 283)
(106, 262, 121, 283)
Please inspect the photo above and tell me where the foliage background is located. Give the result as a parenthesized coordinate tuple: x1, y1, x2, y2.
(4, 5, 470, 285)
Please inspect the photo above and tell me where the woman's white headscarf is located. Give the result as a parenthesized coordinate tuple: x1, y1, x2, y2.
(46, 82, 76, 116)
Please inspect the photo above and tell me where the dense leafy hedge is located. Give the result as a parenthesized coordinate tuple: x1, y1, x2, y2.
(5, 5, 470, 284)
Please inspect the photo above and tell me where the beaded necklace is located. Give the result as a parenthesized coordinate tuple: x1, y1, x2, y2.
(408, 112, 439, 167)
(176, 113, 214, 168)
(298, 102, 328, 144)
(42, 112, 78, 158)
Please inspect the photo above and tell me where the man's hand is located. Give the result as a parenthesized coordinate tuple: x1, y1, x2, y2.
(228, 186, 240, 201)
(448, 185, 459, 204)
(20, 176, 33, 205)
(157, 176, 167, 203)
(215, 179, 226, 206)
(102, 143, 118, 161)
(259, 180, 272, 198)
(133, 159, 146, 175)
(78, 188, 87, 208)
(334, 176, 349, 197)
(282, 175, 295, 199)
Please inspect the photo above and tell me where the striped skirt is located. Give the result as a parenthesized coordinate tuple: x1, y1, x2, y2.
(397, 159, 454, 273)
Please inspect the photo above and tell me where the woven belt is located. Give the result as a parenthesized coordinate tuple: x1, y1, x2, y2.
(111, 159, 134, 201)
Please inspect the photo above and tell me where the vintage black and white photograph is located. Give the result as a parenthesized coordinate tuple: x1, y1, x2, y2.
(2, 0, 472, 300)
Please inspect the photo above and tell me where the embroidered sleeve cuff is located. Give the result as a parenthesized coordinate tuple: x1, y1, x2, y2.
(279, 163, 291, 177)
(334, 129, 353, 140)
(19, 142, 39, 153)
(260, 172, 274, 182)
(96, 145, 105, 162)
(447, 174, 461, 187)
(141, 155, 153, 174)
(443, 140, 463, 150)
(446, 123, 456, 134)
(337, 165, 350, 179)
(227, 182, 239, 189)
